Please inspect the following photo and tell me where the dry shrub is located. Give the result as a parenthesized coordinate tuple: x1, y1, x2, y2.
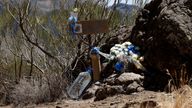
(9, 73, 68, 106)
(166, 64, 190, 91)
(173, 85, 192, 108)
(0, 88, 7, 106)
(44, 73, 69, 101)
(10, 79, 49, 106)
(0, 78, 15, 106)
(161, 85, 192, 108)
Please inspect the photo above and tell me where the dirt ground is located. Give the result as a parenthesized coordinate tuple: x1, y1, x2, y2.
(2, 86, 192, 108)
(30, 91, 176, 108)
(2, 91, 173, 108)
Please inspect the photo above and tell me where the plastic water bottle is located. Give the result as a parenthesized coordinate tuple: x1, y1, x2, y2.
(67, 70, 92, 99)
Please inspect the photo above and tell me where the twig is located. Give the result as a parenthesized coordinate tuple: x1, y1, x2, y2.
(29, 46, 34, 76)
(19, 54, 23, 81)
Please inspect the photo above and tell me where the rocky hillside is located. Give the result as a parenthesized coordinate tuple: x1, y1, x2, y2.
(110, 3, 139, 15)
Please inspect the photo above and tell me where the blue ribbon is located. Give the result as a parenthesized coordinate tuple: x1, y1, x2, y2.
(91, 47, 100, 54)
(114, 61, 124, 74)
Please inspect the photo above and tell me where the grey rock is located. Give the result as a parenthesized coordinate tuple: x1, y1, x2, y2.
(124, 81, 140, 94)
(94, 87, 107, 101)
(105, 74, 119, 85)
(140, 100, 158, 108)
(82, 91, 94, 100)
(116, 73, 144, 85)
(95, 81, 102, 86)
(117, 103, 129, 108)
(82, 84, 100, 100)
(137, 86, 144, 92)
(94, 85, 124, 101)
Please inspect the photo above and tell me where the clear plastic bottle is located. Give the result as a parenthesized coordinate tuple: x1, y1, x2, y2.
(67, 70, 92, 99)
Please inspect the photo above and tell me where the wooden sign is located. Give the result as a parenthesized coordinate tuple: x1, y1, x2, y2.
(75, 20, 109, 35)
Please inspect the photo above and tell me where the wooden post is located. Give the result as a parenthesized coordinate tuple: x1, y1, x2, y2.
(91, 53, 101, 82)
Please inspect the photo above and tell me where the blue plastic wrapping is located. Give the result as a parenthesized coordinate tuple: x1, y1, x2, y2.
(114, 61, 124, 73)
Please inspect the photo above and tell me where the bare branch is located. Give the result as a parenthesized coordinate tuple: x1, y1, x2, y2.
(7, 4, 19, 23)
(19, 18, 64, 70)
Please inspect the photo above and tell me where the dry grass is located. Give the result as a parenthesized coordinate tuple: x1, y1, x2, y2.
(9, 73, 68, 107)
(160, 85, 192, 108)
(173, 85, 192, 108)
(140, 85, 192, 108)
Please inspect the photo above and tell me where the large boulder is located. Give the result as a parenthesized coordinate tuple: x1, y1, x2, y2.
(130, 0, 192, 87)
